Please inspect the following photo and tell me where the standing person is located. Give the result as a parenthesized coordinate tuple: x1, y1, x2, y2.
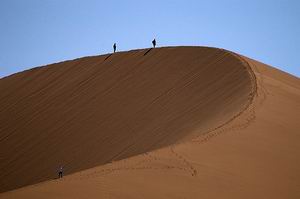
(58, 166, 63, 178)
(113, 43, 117, 53)
(152, 38, 156, 48)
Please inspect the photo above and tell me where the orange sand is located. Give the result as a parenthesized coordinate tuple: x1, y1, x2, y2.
(0, 47, 299, 198)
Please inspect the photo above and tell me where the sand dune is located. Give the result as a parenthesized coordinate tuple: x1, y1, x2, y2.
(0, 46, 299, 198)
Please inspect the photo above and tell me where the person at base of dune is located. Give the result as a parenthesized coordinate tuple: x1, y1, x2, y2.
(152, 39, 156, 48)
(113, 43, 117, 53)
(58, 166, 63, 179)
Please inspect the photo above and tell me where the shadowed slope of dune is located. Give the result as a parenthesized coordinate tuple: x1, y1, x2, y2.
(1, 49, 298, 199)
(0, 47, 255, 193)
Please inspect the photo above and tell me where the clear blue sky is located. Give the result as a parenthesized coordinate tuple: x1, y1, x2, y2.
(0, 0, 299, 78)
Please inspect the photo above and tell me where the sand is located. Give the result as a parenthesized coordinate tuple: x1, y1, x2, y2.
(0, 46, 299, 198)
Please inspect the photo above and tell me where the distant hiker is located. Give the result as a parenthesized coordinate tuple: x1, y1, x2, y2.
(152, 38, 156, 48)
(58, 166, 63, 178)
(113, 43, 117, 53)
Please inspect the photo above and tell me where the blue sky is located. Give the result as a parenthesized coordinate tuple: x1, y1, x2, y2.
(0, 0, 299, 78)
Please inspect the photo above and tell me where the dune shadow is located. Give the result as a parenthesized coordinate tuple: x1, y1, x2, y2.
(0, 47, 255, 193)
(143, 48, 153, 56)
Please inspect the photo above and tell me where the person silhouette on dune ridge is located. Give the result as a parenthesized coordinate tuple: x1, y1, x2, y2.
(113, 43, 117, 53)
(152, 39, 156, 48)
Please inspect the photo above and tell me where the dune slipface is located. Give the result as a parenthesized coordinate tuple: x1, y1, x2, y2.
(1, 47, 299, 199)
